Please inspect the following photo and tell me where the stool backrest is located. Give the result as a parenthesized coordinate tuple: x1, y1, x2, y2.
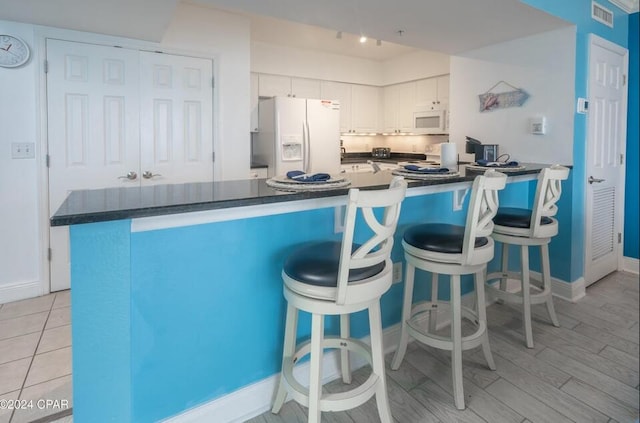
(336, 176, 408, 305)
(530, 165, 570, 237)
(463, 170, 507, 265)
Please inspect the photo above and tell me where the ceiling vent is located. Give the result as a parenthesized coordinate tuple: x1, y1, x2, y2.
(592, 1, 614, 27)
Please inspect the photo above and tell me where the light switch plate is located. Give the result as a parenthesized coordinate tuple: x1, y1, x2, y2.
(12, 143, 35, 159)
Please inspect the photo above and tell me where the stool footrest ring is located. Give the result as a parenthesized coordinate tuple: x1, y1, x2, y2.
(486, 271, 552, 305)
(406, 308, 486, 351)
(282, 337, 379, 412)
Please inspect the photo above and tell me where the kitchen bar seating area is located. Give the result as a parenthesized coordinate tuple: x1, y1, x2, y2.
(1, 1, 638, 422)
(47, 162, 635, 423)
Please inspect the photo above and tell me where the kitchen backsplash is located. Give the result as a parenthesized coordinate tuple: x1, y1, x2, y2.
(341, 134, 449, 154)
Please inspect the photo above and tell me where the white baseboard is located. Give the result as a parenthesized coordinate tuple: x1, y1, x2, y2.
(0, 280, 44, 305)
(488, 271, 585, 303)
(163, 324, 403, 423)
(622, 256, 639, 275)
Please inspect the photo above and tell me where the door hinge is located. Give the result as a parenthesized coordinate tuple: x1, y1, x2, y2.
(622, 74, 627, 86)
(620, 153, 624, 165)
(212, 76, 215, 88)
(212, 152, 215, 162)
(44, 60, 49, 74)
(618, 233, 622, 244)
(46, 154, 50, 168)
(47, 248, 52, 261)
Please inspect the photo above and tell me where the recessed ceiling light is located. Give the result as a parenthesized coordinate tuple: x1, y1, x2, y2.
(359, 36, 367, 43)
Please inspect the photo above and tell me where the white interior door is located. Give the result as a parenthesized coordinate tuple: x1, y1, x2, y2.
(47, 39, 140, 292)
(139, 51, 213, 186)
(47, 41, 214, 292)
(584, 35, 628, 287)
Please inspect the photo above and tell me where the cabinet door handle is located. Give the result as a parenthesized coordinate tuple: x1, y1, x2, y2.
(588, 176, 605, 184)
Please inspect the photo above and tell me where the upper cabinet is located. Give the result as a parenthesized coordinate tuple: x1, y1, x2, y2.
(350, 85, 380, 133)
(415, 75, 450, 111)
(320, 81, 352, 133)
(321, 82, 380, 133)
(251, 72, 450, 134)
(383, 82, 416, 133)
(258, 74, 321, 98)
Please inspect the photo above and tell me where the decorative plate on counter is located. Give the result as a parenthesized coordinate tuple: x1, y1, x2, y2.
(266, 175, 351, 191)
(392, 168, 460, 180)
(465, 163, 526, 172)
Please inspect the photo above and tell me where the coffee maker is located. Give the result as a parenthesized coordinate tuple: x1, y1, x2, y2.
(466, 136, 499, 162)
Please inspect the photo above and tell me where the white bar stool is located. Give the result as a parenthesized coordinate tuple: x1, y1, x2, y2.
(486, 165, 570, 348)
(391, 170, 507, 410)
(271, 177, 407, 423)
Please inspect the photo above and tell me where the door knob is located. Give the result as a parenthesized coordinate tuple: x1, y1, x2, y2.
(588, 176, 605, 184)
(118, 171, 137, 180)
(142, 171, 162, 179)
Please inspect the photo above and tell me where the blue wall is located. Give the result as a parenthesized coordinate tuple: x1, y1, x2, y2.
(624, 12, 639, 259)
(68, 181, 533, 422)
(522, 0, 631, 278)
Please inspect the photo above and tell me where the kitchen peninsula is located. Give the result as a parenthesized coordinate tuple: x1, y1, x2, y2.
(53, 164, 554, 423)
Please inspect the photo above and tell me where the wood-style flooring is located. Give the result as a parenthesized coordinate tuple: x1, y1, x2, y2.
(247, 271, 640, 423)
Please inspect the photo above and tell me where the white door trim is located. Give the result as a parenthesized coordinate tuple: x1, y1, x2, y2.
(34, 25, 218, 296)
(584, 34, 629, 285)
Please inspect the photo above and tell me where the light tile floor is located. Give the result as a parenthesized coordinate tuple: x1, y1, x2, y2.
(1, 271, 638, 423)
(0, 291, 72, 423)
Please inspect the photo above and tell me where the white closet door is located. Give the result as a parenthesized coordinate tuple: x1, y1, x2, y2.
(585, 36, 628, 286)
(139, 51, 213, 186)
(47, 39, 140, 292)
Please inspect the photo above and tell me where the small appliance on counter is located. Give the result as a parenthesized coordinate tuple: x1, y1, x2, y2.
(371, 147, 391, 159)
(465, 136, 499, 162)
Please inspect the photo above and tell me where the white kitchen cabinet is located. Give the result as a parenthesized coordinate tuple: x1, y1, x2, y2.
(258, 74, 291, 97)
(291, 77, 321, 98)
(383, 81, 416, 133)
(416, 75, 450, 111)
(322, 82, 380, 134)
(321, 81, 352, 133)
(250, 73, 259, 132)
(351, 85, 380, 133)
(258, 74, 321, 98)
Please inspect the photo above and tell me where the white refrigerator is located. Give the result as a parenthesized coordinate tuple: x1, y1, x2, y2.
(254, 97, 341, 177)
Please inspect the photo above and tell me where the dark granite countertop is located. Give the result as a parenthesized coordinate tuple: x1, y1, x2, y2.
(51, 163, 553, 226)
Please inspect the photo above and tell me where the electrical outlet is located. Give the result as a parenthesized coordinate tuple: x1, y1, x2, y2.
(11, 143, 35, 159)
(392, 262, 403, 284)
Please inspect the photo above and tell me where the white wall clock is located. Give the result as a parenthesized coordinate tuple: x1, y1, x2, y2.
(0, 34, 31, 68)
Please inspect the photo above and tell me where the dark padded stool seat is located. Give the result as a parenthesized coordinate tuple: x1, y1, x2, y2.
(494, 207, 553, 229)
(403, 224, 489, 254)
(283, 241, 385, 287)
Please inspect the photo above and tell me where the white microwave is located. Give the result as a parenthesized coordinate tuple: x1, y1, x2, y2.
(413, 110, 447, 134)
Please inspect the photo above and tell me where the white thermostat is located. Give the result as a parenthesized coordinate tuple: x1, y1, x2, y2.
(530, 117, 546, 135)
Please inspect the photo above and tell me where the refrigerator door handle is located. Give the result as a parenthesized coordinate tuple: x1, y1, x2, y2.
(303, 120, 310, 173)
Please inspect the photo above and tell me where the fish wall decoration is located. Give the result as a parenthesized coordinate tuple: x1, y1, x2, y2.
(479, 81, 530, 112)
